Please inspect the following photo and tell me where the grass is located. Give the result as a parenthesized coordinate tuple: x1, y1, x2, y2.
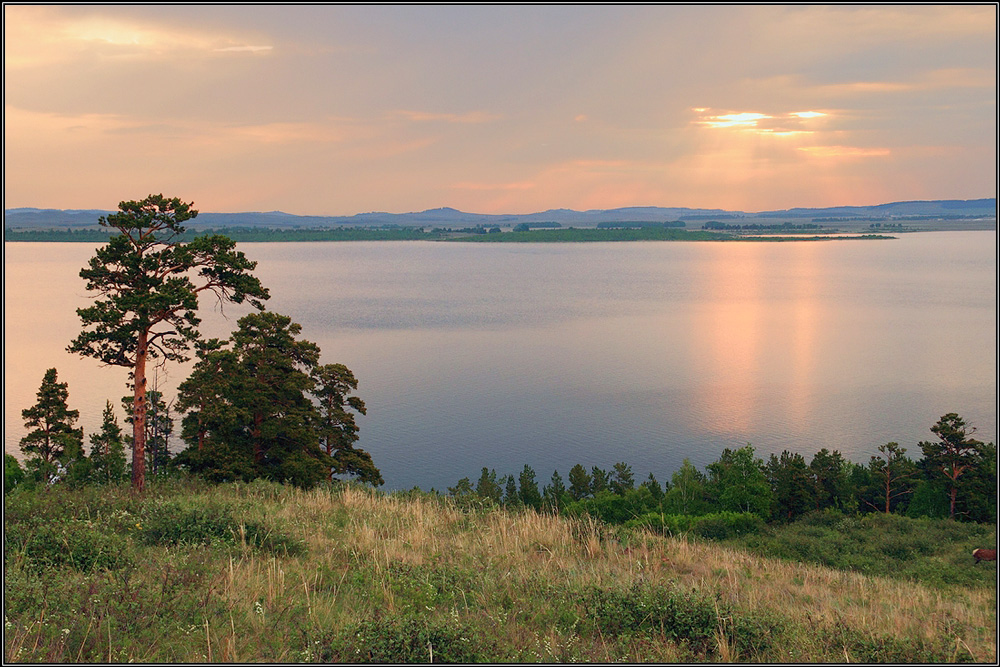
(4, 477, 995, 663)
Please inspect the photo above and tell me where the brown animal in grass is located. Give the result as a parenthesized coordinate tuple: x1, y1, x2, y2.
(972, 548, 996, 564)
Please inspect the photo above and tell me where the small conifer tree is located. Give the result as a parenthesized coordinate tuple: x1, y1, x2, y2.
(19, 368, 83, 483)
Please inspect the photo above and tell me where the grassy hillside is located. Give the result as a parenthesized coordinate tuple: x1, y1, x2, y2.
(4, 478, 995, 663)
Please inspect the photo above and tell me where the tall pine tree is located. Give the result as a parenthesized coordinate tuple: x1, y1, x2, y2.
(68, 194, 269, 491)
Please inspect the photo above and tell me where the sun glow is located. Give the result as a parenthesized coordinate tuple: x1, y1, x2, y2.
(701, 112, 772, 128)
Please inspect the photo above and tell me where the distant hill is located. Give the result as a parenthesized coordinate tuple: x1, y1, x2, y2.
(4, 199, 995, 230)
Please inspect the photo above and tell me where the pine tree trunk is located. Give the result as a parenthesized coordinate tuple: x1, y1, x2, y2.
(132, 332, 148, 492)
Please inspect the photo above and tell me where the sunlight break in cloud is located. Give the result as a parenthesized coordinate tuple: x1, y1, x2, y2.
(700, 112, 772, 129)
(694, 109, 830, 133)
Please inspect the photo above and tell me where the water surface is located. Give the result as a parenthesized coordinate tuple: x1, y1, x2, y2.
(4, 232, 996, 490)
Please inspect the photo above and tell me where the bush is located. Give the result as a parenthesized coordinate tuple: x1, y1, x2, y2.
(139, 500, 305, 555)
(692, 512, 766, 540)
(626, 511, 765, 539)
(7, 520, 133, 572)
(325, 613, 496, 663)
(581, 582, 718, 646)
(5, 453, 26, 493)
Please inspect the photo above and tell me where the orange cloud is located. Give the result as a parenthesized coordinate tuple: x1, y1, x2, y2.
(798, 146, 891, 158)
(450, 181, 536, 191)
(4, 6, 274, 68)
(393, 110, 501, 124)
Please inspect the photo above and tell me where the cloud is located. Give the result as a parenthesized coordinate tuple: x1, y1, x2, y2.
(815, 68, 995, 97)
(393, 110, 501, 124)
(213, 45, 273, 54)
(4, 6, 274, 68)
(450, 181, 536, 191)
(693, 109, 829, 134)
(798, 146, 891, 158)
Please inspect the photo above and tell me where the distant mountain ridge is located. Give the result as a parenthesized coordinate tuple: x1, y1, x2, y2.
(5, 198, 995, 230)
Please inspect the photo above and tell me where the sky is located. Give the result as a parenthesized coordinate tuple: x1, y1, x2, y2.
(3, 4, 997, 216)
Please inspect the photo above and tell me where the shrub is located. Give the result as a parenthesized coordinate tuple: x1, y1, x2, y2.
(5, 453, 26, 493)
(626, 511, 765, 539)
(325, 613, 496, 663)
(139, 500, 304, 555)
(8, 520, 132, 572)
(581, 582, 718, 648)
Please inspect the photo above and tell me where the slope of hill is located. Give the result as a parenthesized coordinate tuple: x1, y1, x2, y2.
(3, 478, 995, 663)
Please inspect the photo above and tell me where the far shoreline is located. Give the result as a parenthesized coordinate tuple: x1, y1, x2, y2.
(1, 228, 909, 243)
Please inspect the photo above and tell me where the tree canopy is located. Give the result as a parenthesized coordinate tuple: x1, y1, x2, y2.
(174, 311, 381, 488)
(920, 413, 985, 519)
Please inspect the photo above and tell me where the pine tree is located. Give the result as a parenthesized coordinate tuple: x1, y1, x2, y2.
(766, 451, 814, 521)
(919, 414, 984, 520)
(518, 464, 542, 509)
(568, 464, 592, 501)
(68, 194, 269, 491)
(641, 472, 664, 502)
(610, 462, 635, 495)
(810, 448, 848, 511)
(590, 466, 610, 495)
(542, 469, 566, 511)
(312, 363, 382, 486)
(865, 442, 917, 514)
(20, 368, 83, 482)
(89, 401, 128, 484)
(448, 477, 474, 497)
(175, 312, 370, 489)
(123, 390, 173, 478)
(475, 468, 503, 503)
(502, 474, 520, 507)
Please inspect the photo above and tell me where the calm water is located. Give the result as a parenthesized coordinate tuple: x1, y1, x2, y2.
(4, 232, 996, 491)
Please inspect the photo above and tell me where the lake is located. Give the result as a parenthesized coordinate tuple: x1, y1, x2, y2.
(4, 232, 996, 491)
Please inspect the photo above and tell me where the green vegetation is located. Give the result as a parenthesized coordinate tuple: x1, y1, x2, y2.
(452, 227, 726, 242)
(173, 312, 381, 489)
(442, 432, 996, 583)
(595, 220, 686, 229)
(68, 194, 270, 491)
(512, 221, 562, 231)
(4, 479, 994, 663)
(17, 368, 85, 485)
(703, 221, 826, 232)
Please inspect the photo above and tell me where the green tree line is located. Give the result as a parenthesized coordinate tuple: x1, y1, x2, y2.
(443, 423, 996, 532)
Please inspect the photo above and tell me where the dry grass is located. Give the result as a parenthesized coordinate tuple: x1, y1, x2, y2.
(262, 485, 996, 661)
(6, 480, 995, 663)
